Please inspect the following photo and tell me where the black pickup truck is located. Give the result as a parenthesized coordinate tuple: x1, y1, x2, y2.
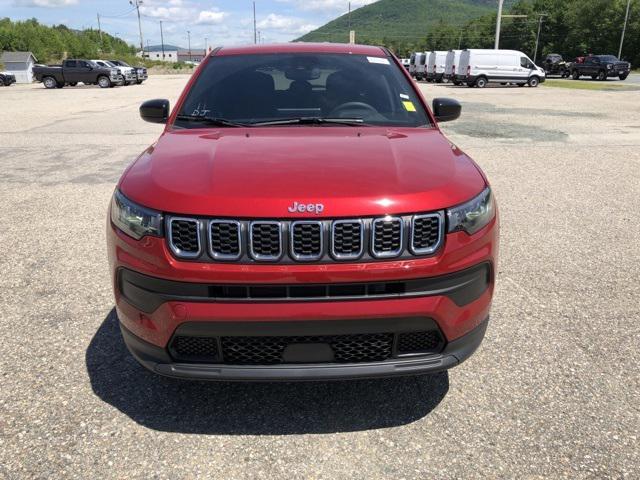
(0, 71, 17, 86)
(33, 59, 124, 89)
(570, 55, 631, 81)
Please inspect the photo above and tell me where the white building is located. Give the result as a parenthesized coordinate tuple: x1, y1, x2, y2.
(1, 51, 38, 83)
(138, 45, 179, 63)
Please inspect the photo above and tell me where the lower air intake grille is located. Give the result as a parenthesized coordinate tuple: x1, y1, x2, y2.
(221, 333, 394, 365)
(170, 336, 219, 362)
(397, 331, 444, 354)
(168, 329, 446, 365)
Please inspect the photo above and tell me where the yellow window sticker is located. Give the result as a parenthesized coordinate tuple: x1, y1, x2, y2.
(402, 101, 417, 112)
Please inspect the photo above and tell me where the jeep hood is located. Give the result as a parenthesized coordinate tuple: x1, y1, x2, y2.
(120, 127, 486, 218)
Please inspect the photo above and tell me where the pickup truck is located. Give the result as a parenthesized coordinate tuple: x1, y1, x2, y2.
(93, 60, 136, 85)
(0, 71, 16, 86)
(110, 60, 148, 84)
(570, 55, 631, 81)
(33, 59, 124, 89)
(543, 54, 570, 77)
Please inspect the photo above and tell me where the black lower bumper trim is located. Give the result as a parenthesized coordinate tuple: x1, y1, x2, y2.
(120, 318, 489, 381)
(118, 262, 492, 314)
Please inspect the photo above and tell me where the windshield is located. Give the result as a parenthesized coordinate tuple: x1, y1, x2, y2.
(597, 55, 620, 62)
(177, 53, 431, 128)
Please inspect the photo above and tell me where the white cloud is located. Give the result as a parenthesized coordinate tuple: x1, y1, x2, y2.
(197, 10, 227, 25)
(140, 2, 228, 25)
(13, 0, 77, 6)
(140, 5, 191, 21)
(257, 13, 318, 35)
(276, 0, 379, 12)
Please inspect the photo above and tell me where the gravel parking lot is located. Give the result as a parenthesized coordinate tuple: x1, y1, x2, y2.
(1, 76, 638, 479)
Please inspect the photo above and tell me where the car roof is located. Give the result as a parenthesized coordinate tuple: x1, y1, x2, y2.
(215, 42, 388, 58)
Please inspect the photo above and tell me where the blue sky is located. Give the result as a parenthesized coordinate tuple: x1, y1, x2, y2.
(0, 0, 379, 49)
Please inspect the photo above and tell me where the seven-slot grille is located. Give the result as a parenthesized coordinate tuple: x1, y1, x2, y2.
(166, 212, 443, 263)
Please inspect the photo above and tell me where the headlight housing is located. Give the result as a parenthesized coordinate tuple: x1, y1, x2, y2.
(110, 190, 163, 240)
(447, 187, 495, 235)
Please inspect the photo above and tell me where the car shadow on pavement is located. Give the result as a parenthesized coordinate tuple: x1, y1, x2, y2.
(86, 308, 449, 435)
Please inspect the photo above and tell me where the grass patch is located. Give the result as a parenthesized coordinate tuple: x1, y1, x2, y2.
(542, 79, 637, 91)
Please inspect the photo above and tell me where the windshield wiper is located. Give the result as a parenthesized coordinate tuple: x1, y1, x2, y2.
(250, 117, 370, 127)
(175, 115, 250, 128)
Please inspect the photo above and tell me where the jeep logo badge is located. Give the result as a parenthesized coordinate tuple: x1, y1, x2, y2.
(288, 202, 324, 215)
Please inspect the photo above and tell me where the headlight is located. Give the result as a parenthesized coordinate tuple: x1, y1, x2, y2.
(447, 187, 495, 235)
(110, 190, 163, 240)
(607, 64, 613, 69)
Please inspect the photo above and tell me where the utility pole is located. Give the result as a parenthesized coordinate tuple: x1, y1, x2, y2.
(97, 13, 103, 48)
(533, 14, 548, 63)
(187, 30, 191, 61)
(160, 21, 165, 60)
(619, 0, 632, 59)
(253, 1, 257, 44)
(495, 0, 504, 49)
(348, 2, 352, 30)
(129, 0, 144, 54)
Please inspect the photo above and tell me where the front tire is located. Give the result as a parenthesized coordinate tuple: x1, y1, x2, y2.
(528, 76, 540, 87)
(475, 77, 488, 88)
(136, 80, 143, 85)
(43, 76, 57, 89)
(98, 76, 111, 88)
(619, 73, 628, 81)
(597, 70, 607, 81)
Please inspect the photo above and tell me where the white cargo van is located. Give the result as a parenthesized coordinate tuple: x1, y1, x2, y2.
(444, 50, 463, 85)
(409, 52, 417, 77)
(415, 52, 428, 80)
(455, 49, 546, 88)
(426, 51, 448, 83)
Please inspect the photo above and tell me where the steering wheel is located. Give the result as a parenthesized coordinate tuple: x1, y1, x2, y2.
(328, 101, 378, 118)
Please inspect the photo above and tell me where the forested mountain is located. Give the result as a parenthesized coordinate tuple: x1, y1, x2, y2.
(297, 0, 518, 51)
(298, 0, 638, 66)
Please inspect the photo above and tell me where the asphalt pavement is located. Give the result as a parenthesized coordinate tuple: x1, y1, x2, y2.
(0, 76, 638, 479)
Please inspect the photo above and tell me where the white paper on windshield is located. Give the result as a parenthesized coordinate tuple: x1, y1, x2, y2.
(367, 57, 390, 65)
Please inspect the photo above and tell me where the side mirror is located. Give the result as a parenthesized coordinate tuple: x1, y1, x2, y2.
(432, 98, 461, 123)
(140, 99, 170, 124)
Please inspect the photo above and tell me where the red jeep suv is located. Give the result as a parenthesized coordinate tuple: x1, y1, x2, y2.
(107, 43, 498, 381)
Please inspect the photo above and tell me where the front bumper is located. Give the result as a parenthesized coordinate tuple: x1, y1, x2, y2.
(110, 74, 124, 85)
(108, 210, 498, 380)
(121, 316, 489, 381)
